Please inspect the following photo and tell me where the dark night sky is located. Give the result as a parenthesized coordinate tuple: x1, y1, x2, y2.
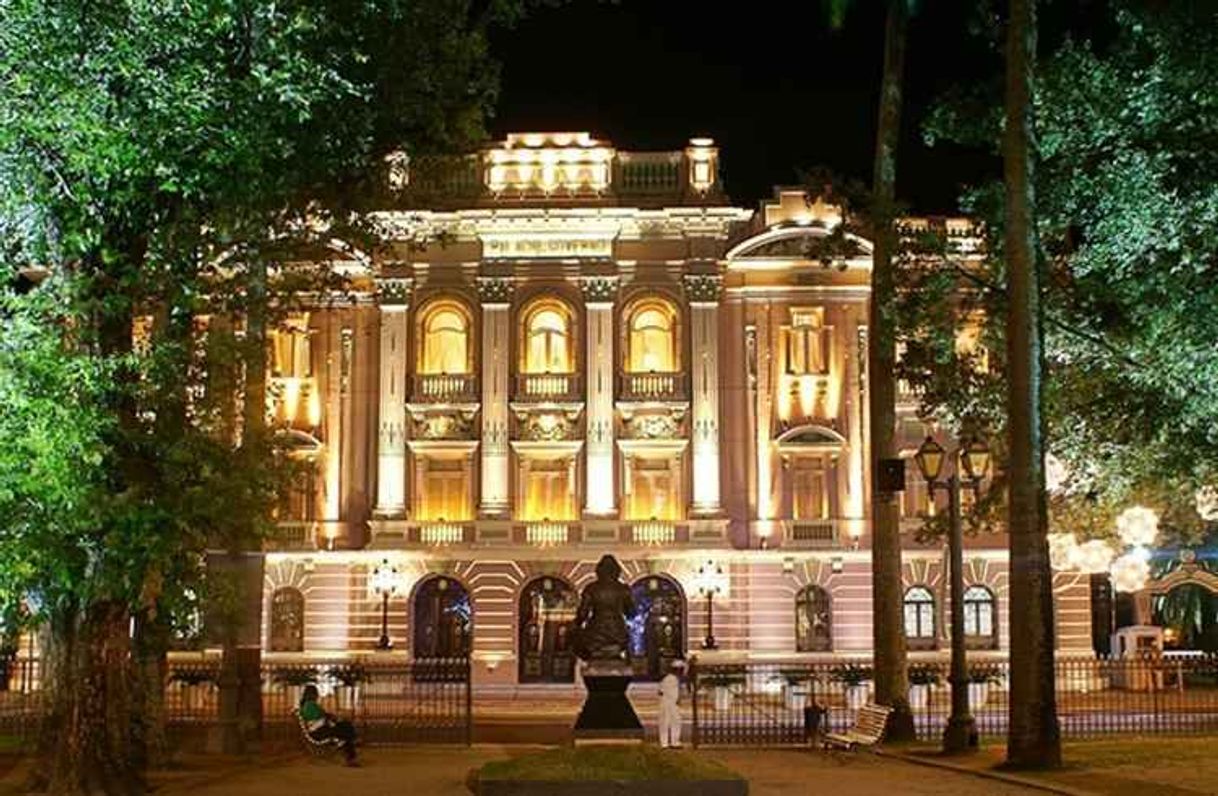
(488, 0, 1007, 213)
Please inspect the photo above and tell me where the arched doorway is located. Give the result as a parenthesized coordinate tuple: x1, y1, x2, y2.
(629, 575, 686, 680)
(518, 577, 579, 683)
(412, 575, 471, 659)
(1154, 583, 1218, 652)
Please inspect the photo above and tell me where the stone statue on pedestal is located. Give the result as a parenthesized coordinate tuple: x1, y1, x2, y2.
(573, 554, 635, 665)
(571, 554, 644, 741)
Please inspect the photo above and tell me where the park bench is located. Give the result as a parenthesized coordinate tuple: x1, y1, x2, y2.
(295, 709, 343, 760)
(822, 703, 892, 751)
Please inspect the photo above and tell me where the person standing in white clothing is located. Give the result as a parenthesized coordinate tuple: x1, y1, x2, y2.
(657, 660, 684, 748)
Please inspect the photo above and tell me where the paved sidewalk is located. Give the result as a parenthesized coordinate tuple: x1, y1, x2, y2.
(145, 745, 1041, 796)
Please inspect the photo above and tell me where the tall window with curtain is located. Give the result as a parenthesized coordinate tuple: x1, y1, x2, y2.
(626, 300, 677, 373)
(419, 302, 471, 375)
(795, 585, 832, 652)
(786, 307, 828, 375)
(522, 301, 574, 374)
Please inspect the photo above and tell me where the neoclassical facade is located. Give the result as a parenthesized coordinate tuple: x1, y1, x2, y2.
(254, 132, 1094, 683)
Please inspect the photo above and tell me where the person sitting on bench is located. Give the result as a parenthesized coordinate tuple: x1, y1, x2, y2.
(299, 684, 359, 766)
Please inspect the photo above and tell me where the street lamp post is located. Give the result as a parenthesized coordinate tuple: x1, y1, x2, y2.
(370, 558, 399, 651)
(915, 435, 990, 755)
(696, 560, 725, 651)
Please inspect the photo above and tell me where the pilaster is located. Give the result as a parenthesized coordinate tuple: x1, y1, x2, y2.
(685, 274, 724, 515)
(478, 277, 513, 517)
(374, 278, 412, 517)
(581, 276, 619, 517)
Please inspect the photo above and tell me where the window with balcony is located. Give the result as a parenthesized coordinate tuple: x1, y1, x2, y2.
(522, 300, 574, 374)
(268, 314, 319, 429)
(625, 299, 678, 373)
(414, 457, 472, 522)
(904, 586, 938, 650)
(791, 458, 830, 521)
(520, 456, 577, 521)
(624, 455, 681, 521)
(786, 308, 828, 376)
(418, 301, 472, 375)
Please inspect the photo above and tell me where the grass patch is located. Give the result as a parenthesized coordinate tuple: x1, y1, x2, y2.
(1062, 737, 1217, 769)
(478, 745, 743, 782)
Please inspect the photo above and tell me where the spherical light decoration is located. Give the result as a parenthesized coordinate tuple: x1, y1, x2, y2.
(1110, 552, 1151, 593)
(1116, 505, 1159, 548)
(1048, 533, 1079, 571)
(1196, 486, 1218, 522)
(1045, 454, 1069, 495)
(1073, 539, 1117, 574)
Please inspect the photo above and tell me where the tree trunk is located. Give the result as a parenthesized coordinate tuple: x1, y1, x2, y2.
(130, 605, 170, 770)
(868, 0, 915, 741)
(219, 253, 268, 755)
(33, 602, 144, 795)
(1003, 0, 1062, 769)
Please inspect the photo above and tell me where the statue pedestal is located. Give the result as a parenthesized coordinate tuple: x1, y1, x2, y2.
(572, 662, 643, 743)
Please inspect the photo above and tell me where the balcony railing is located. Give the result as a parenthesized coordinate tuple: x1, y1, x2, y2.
(416, 523, 469, 545)
(267, 522, 320, 551)
(617, 371, 688, 402)
(784, 519, 842, 548)
(412, 373, 478, 404)
(524, 522, 572, 546)
(628, 521, 676, 545)
(514, 373, 582, 402)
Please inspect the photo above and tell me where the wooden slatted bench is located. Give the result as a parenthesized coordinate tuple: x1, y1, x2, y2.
(822, 703, 892, 751)
(295, 709, 343, 760)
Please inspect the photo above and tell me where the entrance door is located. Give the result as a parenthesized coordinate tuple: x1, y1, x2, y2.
(413, 576, 471, 659)
(629, 575, 686, 680)
(518, 577, 578, 683)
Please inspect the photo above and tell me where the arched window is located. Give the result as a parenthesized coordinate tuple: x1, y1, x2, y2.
(626, 300, 678, 373)
(795, 585, 832, 652)
(628, 575, 686, 680)
(412, 576, 471, 659)
(904, 586, 937, 650)
(418, 301, 471, 375)
(269, 587, 305, 653)
(518, 577, 579, 683)
(522, 301, 574, 374)
(963, 586, 997, 649)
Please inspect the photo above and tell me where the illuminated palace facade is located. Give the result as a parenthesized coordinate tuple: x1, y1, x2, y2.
(257, 132, 1094, 684)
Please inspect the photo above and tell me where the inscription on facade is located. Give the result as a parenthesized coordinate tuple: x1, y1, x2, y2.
(482, 234, 614, 260)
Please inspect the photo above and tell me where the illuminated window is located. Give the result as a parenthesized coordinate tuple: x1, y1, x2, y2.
(624, 456, 680, 521)
(791, 458, 829, 520)
(522, 301, 574, 374)
(787, 308, 828, 375)
(795, 585, 832, 652)
(904, 586, 937, 649)
(269, 588, 305, 653)
(412, 576, 471, 659)
(419, 301, 471, 375)
(520, 457, 577, 521)
(963, 586, 997, 649)
(625, 300, 678, 373)
(271, 314, 312, 378)
(415, 457, 472, 521)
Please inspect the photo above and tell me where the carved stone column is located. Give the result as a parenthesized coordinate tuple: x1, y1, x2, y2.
(374, 278, 412, 517)
(478, 277, 513, 517)
(581, 276, 619, 517)
(685, 274, 723, 515)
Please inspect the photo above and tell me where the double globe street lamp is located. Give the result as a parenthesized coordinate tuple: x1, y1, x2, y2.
(914, 434, 991, 755)
(370, 558, 399, 651)
(695, 560, 728, 651)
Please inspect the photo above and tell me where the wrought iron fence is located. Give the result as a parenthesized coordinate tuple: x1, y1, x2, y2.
(0, 657, 42, 748)
(690, 655, 1218, 747)
(1, 656, 471, 750)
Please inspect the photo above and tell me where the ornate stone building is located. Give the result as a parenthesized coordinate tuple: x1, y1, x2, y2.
(256, 132, 1093, 683)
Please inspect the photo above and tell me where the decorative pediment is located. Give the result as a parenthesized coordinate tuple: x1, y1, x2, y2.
(776, 424, 847, 454)
(407, 406, 478, 440)
(619, 406, 687, 440)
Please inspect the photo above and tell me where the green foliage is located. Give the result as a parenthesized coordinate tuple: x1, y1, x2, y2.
(909, 1, 1218, 547)
(477, 745, 742, 782)
(829, 663, 873, 685)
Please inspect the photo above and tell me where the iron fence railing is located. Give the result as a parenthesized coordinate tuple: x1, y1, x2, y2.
(689, 654, 1218, 747)
(0, 656, 471, 750)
